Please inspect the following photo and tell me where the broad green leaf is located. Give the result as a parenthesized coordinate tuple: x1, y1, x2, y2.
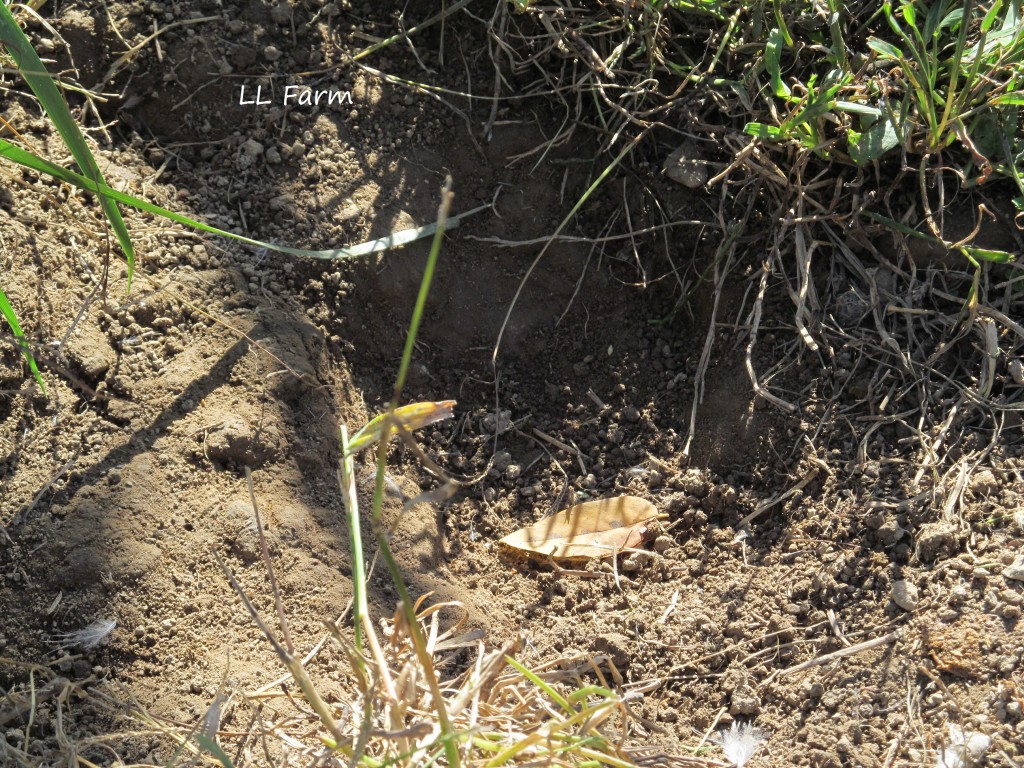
(765, 27, 791, 99)
(940, 8, 964, 32)
(867, 38, 904, 59)
(961, 246, 1015, 263)
(849, 117, 901, 163)
(900, 1, 916, 31)
(981, 0, 1003, 33)
(744, 122, 784, 139)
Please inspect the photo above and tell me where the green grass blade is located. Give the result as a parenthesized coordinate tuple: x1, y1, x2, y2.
(0, 139, 483, 261)
(192, 734, 234, 768)
(338, 426, 367, 653)
(0, 286, 44, 392)
(0, 5, 135, 288)
(503, 655, 574, 714)
(961, 245, 1015, 263)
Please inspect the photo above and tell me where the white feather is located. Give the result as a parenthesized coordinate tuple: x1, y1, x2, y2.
(50, 619, 116, 651)
(713, 721, 768, 767)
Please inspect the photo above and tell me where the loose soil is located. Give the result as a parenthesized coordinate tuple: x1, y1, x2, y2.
(2, 3, 1023, 767)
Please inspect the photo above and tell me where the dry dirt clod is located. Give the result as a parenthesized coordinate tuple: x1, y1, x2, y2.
(967, 468, 999, 497)
(205, 416, 277, 467)
(833, 287, 870, 325)
(729, 683, 760, 716)
(653, 534, 673, 553)
(891, 580, 919, 611)
(591, 632, 630, 669)
(270, 3, 291, 24)
(914, 522, 960, 563)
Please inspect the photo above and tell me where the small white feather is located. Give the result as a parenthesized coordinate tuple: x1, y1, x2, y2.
(50, 619, 116, 651)
(935, 724, 990, 768)
(713, 721, 768, 767)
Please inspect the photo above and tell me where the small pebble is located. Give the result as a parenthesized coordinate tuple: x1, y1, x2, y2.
(653, 535, 673, 553)
(1002, 555, 1024, 581)
(270, 3, 291, 24)
(891, 580, 919, 611)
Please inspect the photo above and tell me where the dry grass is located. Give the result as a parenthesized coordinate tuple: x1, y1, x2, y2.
(1, 599, 720, 768)
(490, 0, 1024, 522)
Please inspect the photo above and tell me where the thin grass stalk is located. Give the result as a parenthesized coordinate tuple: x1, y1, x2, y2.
(940, 0, 976, 135)
(211, 549, 346, 747)
(337, 426, 404, 758)
(365, 177, 462, 768)
(350, 0, 477, 62)
(338, 425, 368, 653)
(0, 139, 488, 262)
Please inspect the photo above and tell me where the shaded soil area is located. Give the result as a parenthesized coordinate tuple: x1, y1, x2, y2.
(2, 3, 1023, 766)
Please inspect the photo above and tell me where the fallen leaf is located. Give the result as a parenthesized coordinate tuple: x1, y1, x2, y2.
(499, 495, 661, 562)
(346, 400, 456, 455)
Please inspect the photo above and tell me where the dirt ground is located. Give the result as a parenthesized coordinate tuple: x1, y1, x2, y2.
(2, 3, 1023, 767)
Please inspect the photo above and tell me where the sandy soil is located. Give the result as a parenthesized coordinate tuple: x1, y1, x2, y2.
(2, 3, 1023, 767)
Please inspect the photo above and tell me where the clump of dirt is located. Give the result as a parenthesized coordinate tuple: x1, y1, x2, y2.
(2, 3, 1023, 767)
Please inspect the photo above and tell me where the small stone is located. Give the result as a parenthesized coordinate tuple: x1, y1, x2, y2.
(1002, 555, 1024, 581)
(877, 519, 905, 547)
(265, 146, 281, 164)
(663, 142, 708, 188)
(270, 3, 291, 24)
(891, 580, 919, 611)
(492, 451, 512, 472)
(240, 138, 263, 157)
(264, 45, 282, 62)
(999, 589, 1023, 606)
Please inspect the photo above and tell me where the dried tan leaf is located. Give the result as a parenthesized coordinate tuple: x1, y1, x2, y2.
(499, 495, 661, 562)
